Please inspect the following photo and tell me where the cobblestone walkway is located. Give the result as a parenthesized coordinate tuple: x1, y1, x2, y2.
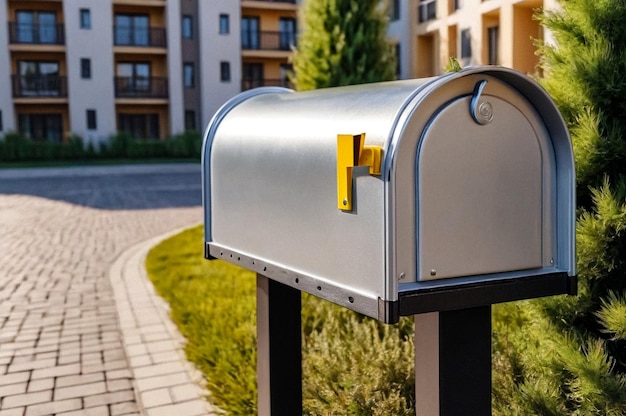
(0, 165, 212, 416)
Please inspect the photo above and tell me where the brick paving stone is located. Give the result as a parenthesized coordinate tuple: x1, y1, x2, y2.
(24, 399, 81, 416)
(30, 364, 81, 380)
(135, 372, 190, 392)
(170, 384, 203, 402)
(145, 400, 211, 416)
(141, 388, 172, 408)
(54, 381, 107, 401)
(57, 406, 108, 416)
(26, 379, 53, 393)
(0, 384, 27, 398)
(0, 408, 24, 416)
(84, 390, 135, 408)
(110, 401, 139, 415)
(2, 391, 51, 409)
(0, 372, 30, 387)
(106, 378, 132, 393)
(55, 373, 104, 389)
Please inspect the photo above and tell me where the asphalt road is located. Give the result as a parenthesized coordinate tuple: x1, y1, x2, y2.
(0, 163, 202, 210)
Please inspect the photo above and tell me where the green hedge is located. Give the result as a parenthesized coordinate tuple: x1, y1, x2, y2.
(0, 130, 202, 162)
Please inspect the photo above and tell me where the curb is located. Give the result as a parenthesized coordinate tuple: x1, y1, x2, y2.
(109, 227, 222, 416)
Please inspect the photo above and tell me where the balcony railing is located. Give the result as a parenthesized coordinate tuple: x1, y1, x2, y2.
(8, 22, 65, 45)
(242, 78, 293, 91)
(242, 30, 296, 51)
(12, 75, 68, 97)
(114, 77, 168, 98)
(113, 26, 167, 48)
(418, 0, 437, 23)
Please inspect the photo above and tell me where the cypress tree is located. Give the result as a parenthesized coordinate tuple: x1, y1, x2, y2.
(291, 0, 396, 91)
(493, 1, 626, 414)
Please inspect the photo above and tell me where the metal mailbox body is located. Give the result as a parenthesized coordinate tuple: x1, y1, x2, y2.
(202, 66, 576, 324)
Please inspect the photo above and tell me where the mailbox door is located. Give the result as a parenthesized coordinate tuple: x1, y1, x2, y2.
(417, 93, 549, 281)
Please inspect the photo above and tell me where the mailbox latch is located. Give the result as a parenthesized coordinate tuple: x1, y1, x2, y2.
(337, 133, 382, 211)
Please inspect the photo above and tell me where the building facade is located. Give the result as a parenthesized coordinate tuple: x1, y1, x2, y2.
(0, 0, 298, 143)
(0, 0, 557, 143)
(388, 0, 558, 80)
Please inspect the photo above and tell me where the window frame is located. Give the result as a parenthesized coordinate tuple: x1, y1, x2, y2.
(80, 8, 91, 29)
(182, 15, 192, 39)
(220, 61, 231, 82)
(461, 29, 472, 59)
(219, 14, 230, 35)
(183, 63, 194, 88)
(81, 58, 91, 79)
(86, 109, 97, 130)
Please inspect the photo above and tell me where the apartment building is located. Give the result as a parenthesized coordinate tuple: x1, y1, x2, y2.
(388, 0, 558, 79)
(0, 0, 298, 144)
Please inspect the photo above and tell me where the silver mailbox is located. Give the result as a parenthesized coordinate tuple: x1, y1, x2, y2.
(202, 66, 576, 324)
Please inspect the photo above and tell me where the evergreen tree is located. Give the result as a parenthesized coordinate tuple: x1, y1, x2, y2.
(291, 0, 396, 91)
(493, 0, 626, 414)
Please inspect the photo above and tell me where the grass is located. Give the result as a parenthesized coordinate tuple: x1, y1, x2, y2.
(145, 225, 416, 415)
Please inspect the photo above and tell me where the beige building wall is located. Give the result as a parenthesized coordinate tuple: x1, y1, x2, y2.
(413, 0, 553, 78)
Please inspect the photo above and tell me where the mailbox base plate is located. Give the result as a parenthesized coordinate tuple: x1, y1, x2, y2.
(398, 272, 576, 317)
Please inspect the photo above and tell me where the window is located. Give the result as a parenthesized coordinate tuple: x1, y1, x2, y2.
(220, 62, 231, 82)
(116, 62, 151, 94)
(279, 18, 296, 50)
(461, 29, 472, 58)
(185, 110, 196, 131)
(242, 63, 264, 90)
(183, 63, 194, 88)
(18, 114, 62, 142)
(115, 14, 149, 46)
(80, 9, 91, 29)
(87, 109, 97, 130)
(395, 43, 401, 77)
(16, 11, 57, 43)
(418, 0, 436, 23)
(241, 16, 259, 49)
(182, 15, 192, 39)
(389, 0, 400, 21)
(81, 58, 91, 79)
(118, 113, 159, 139)
(280, 64, 293, 88)
(487, 26, 499, 65)
(219, 14, 229, 34)
(17, 61, 61, 96)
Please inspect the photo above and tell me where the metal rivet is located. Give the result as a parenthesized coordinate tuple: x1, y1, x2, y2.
(342, 198, 348, 206)
(550, 258, 554, 265)
(399, 273, 405, 280)
(430, 269, 437, 276)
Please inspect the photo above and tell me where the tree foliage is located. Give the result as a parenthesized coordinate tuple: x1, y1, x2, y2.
(291, 0, 396, 91)
(493, 0, 626, 413)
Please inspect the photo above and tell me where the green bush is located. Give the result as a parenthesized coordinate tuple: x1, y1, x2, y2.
(146, 225, 416, 415)
(0, 130, 202, 163)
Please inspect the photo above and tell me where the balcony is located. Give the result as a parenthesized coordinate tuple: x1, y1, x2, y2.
(242, 30, 296, 51)
(12, 75, 68, 97)
(418, 0, 437, 23)
(8, 22, 65, 45)
(242, 78, 293, 91)
(114, 77, 168, 98)
(114, 26, 166, 48)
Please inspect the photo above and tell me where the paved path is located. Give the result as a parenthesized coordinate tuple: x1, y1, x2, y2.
(0, 164, 217, 415)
